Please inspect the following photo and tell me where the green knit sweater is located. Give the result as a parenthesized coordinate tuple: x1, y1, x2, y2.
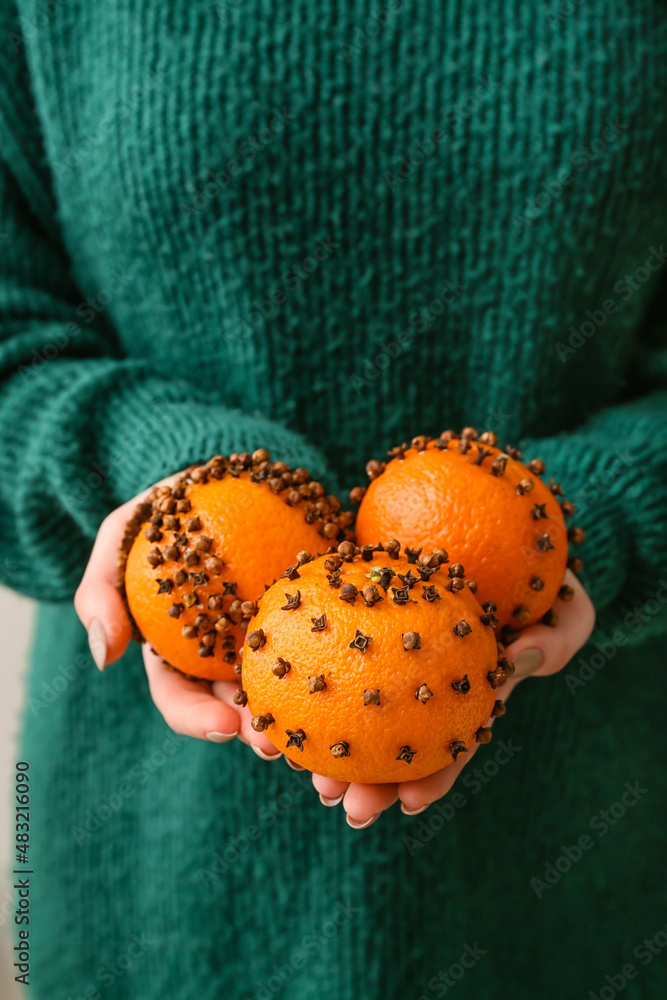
(1, 1, 667, 997)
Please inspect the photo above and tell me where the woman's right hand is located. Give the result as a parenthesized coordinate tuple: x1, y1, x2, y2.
(73, 476, 281, 756)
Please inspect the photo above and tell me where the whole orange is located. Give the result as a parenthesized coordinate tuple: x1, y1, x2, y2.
(355, 430, 581, 639)
(240, 543, 509, 783)
(120, 451, 352, 681)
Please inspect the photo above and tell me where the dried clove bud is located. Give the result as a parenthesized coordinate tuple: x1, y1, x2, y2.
(475, 727, 493, 744)
(487, 666, 508, 689)
(324, 554, 342, 572)
(531, 503, 548, 521)
(536, 534, 554, 552)
(402, 631, 421, 650)
(183, 592, 198, 608)
(327, 571, 342, 588)
(164, 545, 181, 562)
(404, 547, 422, 564)
(246, 629, 266, 650)
(414, 683, 433, 703)
(363, 689, 380, 706)
(542, 609, 559, 627)
(449, 563, 465, 578)
(465, 579, 478, 594)
(144, 524, 162, 542)
(349, 629, 372, 653)
(349, 486, 367, 504)
(479, 611, 499, 628)
(362, 584, 383, 607)
(505, 446, 522, 460)
(398, 570, 418, 589)
(453, 620, 472, 637)
(568, 527, 586, 545)
(396, 746, 417, 764)
(473, 446, 493, 466)
(482, 600, 497, 613)
(205, 556, 224, 574)
(251, 713, 274, 732)
(200, 630, 216, 648)
(568, 556, 584, 574)
(530, 575, 545, 591)
(528, 458, 545, 475)
(339, 583, 358, 604)
(272, 657, 291, 677)
(311, 614, 327, 631)
(168, 603, 184, 619)
(156, 578, 174, 595)
(491, 700, 506, 717)
(411, 435, 428, 452)
(391, 586, 414, 606)
(194, 535, 212, 552)
(185, 551, 200, 567)
(176, 498, 192, 514)
(490, 454, 508, 476)
(185, 516, 202, 532)
(366, 459, 385, 480)
(308, 674, 327, 693)
(146, 548, 164, 568)
(478, 430, 497, 446)
(233, 688, 248, 706)
(174, 568, 188, 587)
(558, 584, 575, 602)
(285, 728, 306, 751)
(561, 499, 576, 518)
(549, 478, 563, 496)
(181, 625, 198, 640)
(330, 741, 350, 758)
(449, 741, 468, 761)
(451, 674, 470, 695)
(193, 613, 209, 628)
(383, 539, 401, 559)
(280, 591, 302, 611)
(337, 540, 356, 561)
(358, 544, 375, 562)
(296, 550, 312, 565)
(421, 585, 441, 602)
(241, 600, 258, 618)
(513, 605, 531, 624)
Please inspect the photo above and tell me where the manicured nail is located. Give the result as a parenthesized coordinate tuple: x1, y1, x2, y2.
(285, 758, 305, 771)
(400, 802, 430, 816)
(252, 746, 281, 761)
(205, 731, 236, 743)
(319, 793, 344, 807)
(88, 619, 108, 671)
(513, 648, 543, 678)
(346, 813, 380, 830)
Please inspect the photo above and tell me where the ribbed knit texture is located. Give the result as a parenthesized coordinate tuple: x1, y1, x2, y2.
(1, 2, 666, 998)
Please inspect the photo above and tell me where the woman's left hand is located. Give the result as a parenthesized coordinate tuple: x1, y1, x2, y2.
(310, 570, 596, 828)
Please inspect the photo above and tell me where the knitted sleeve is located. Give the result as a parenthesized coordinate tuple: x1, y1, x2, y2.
(0, 157, 331, 600)
(520, 315, 667, 647)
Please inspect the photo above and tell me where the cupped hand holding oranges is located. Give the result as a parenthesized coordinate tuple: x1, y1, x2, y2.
(75, 432, 595, 828)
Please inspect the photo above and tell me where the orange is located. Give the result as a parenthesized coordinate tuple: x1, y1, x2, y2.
(120, 451, 352, 681)
(240, 543, 509, 783)
(355, 430, 582, 639)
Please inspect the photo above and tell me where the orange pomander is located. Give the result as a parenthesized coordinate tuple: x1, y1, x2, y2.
(354, 430, 583, 641)
(240, 543, 509, 783)
(120, 451, 352, 681)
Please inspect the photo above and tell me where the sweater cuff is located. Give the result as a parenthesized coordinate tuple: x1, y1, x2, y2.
(99, 378, 335, 505)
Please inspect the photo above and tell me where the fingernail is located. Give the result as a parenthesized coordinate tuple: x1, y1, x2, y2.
(205, 731, 237, 743)
(252, 746, 281, 762)
(400, 803, 430, 816)
(319, 793, 344, 807)
(513, 648, 543, 678)
(346, 813, 380, 830)
(88, 619, 108, 671)
(285, 758, 305, 771)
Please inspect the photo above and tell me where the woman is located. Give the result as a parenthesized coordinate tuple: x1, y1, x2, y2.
(1, 1, 665, 997)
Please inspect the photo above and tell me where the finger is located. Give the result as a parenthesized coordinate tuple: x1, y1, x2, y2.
(342, 782, 398, 828)
(399, 742, 482, 812)
(212, 681, 281, 758)
(311, 773, 349, 806)
(74, 474, 180, 669)
(507, 570, 595, 678)
(144, 646, 240, 741)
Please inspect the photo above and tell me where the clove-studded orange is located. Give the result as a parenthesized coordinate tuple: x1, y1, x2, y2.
(354, 430, 583, 641)
(119, 451, 353, 681)
(240, 543, 509, 783)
